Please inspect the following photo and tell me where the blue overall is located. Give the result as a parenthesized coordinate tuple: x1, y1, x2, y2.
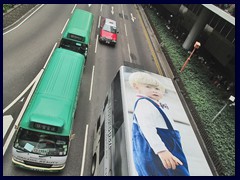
(132, 97, 190, 176)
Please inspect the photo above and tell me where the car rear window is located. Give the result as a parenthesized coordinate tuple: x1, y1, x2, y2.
(103, 24, 117, 33)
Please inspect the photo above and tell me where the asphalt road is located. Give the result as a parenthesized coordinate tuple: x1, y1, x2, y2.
(3, 4, 160, 176)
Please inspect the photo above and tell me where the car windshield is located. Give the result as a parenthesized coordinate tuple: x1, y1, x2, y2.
(103, 24, 117, 33)
(13, 128, 69, 156)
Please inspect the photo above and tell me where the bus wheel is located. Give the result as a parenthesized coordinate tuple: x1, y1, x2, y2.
(91, 154, 97, 176)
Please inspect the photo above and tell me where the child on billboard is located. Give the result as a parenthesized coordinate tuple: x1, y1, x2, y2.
(129, 71, 190, 176)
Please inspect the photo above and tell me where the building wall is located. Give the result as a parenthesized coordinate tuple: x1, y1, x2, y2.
(205, 30, 235, 67)
(153, 4, 235, 79)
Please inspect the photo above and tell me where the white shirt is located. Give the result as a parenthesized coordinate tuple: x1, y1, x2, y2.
(134, 95, 177, 154)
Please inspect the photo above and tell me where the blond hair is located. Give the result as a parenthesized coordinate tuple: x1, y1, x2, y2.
(129, 72, 165, 93)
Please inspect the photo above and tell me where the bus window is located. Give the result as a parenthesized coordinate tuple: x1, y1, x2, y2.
(103, 96, 108, 112)
(13, 128, 69, 156)
(97, 116, 101, 132)
(112, 72, 123, 135)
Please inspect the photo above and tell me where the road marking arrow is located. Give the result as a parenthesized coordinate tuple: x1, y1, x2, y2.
(131, 13, 136, 22)
(111, 6, 114, 15)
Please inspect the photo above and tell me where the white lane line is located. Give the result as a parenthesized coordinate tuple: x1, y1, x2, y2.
(3, 4, 44, 35)
(89, 66, 95, 101)
(3, 42, 56, 114)
(95, 35, 99, 54)
(128, 43, 132, 63)
(100, 4, 103, 12)
(3, 69, 44, 156)
(3, 74, 37, 114)
(62, 4, 76, 34)
(61, 19, 69, 34)
(43, 43, 57, 69)
(124, 23, 128, 37)
(122, 9, 125, 20)
(80, 124, 89, 176)
(98, 16, 101, 28)
(71, 4, 77, 14)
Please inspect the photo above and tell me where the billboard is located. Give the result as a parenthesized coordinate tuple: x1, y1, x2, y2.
(122, 66, 212, 176)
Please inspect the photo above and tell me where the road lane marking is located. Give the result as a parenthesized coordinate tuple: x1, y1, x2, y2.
(122, 9, 125, 20)
(3, 75, 36, 113)
(3, 42, 56, 115)
(43, 43, 58, 69)
(95, 35, 99, 53)
(136, 7, 163, 75)
(71, 4, 77, 14)
(80, 124, 89, 176)
(131, 13, 136, 22)
(62, 4, 77, 34)
(128, 43, 132, 63)
(3, 4, 44, 35)
(111, 6, 114, 15)
(124, 23, 127, 37)
(121, 5, 132, 64)
(89, 66, 95, 101)
(3, 69, 44, 156)
(61, 19, 69, 34)
(98, 16, 101, 28)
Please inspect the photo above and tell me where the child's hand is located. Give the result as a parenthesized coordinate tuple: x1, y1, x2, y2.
(157, 150, 183, 170)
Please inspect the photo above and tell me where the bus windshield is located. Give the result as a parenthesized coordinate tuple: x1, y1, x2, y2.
(13, 128, 69, 156)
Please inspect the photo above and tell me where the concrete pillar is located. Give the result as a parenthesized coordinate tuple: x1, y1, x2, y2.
(182, 7, 211, 50)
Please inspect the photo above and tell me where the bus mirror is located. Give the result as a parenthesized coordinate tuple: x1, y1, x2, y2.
(70, 134, 76, 140)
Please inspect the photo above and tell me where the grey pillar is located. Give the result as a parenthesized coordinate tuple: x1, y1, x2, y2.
(182, 7, 211, 50)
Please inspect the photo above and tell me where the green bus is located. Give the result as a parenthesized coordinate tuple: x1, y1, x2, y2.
(12, 48, 85, 172)
(59, 8, 94, 59)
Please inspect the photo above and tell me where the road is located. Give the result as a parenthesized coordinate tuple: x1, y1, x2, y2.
(3, 4, 161, 175)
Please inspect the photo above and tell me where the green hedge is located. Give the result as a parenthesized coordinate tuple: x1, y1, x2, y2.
(3, 4, 15, 13)
(145, 7, 235, 176)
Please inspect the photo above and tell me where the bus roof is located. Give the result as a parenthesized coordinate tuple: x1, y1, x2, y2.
(62, 8, 93, 45)
(118, 65, 213, 175)
(20, 48, 85, 136)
